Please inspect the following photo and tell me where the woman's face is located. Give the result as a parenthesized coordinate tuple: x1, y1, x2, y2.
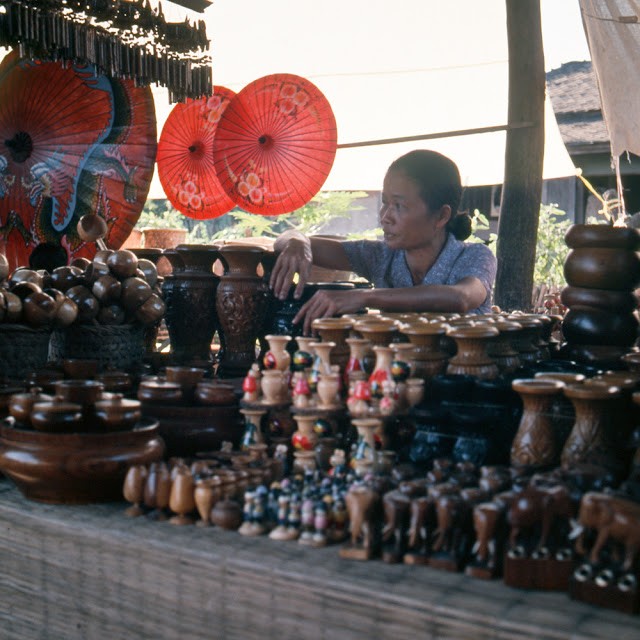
(379, 169, 447, 251)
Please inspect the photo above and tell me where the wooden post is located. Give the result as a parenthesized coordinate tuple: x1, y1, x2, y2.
(494, 0, 545, 312)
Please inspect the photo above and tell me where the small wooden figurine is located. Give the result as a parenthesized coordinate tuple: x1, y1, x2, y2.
(570, 491, 640, 614)
(339, 483, 381, 560)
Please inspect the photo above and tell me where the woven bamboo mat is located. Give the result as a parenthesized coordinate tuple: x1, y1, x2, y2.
(0, 480, 636, 640)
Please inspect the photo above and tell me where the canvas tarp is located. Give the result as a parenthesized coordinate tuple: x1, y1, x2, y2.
(580, 0, 640, 159)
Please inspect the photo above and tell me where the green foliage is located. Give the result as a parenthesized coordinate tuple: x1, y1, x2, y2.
(465, 205, 569, 288)
(211, 191, 368, 241)
(467, 209, 497, 251)
(136, 201, 189, 230)
(534, 204, 571, 287)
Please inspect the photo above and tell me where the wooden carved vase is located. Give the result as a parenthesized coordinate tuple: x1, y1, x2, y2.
(511, 378, 565, 469)
(446, 325, 499, 380)
(400, 320, 449, 379)
(161, 245, 220, 365)
(561, 382, 624, 477)
(216, 245, 271, 378)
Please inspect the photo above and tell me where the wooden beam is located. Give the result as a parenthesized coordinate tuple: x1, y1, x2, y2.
(336, 122, 534, 149)
(494, 0, 545, 311)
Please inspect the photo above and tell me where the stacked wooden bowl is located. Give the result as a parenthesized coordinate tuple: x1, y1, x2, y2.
(561, 224, 640, 362)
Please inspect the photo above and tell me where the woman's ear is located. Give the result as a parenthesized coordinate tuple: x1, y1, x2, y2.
(435, 204, 452, 229)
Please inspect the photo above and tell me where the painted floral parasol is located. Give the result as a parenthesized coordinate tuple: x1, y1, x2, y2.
(157, 86, 236, 219)
(213, 73, 338, 215)
(0, 52, 156, 270)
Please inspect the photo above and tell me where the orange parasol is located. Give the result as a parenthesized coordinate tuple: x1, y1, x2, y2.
(0, 52, 156, 270)
(157, 87, 236, 219)
(213, 73, 337, 215)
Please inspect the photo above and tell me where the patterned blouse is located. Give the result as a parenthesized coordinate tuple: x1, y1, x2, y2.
(341, 233, 497, 314)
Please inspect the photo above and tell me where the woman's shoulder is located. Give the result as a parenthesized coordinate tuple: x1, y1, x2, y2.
(342, 238, 391, 260)
(459, 240, 496, 264)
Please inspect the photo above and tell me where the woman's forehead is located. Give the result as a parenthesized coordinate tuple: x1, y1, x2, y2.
(383, 169, 421, 196)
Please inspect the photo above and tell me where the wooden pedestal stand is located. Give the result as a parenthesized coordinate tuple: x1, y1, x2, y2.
(570, 565, 640, 614)
(503, 552, 575, 591)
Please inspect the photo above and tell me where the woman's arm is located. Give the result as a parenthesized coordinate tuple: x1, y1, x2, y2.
(293, 276, 489, 335)
(270, 232, 351, 299)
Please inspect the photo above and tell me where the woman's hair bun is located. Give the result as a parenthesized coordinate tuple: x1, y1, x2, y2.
(448, 211, 472, 241)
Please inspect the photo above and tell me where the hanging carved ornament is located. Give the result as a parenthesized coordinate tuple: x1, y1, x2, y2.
(0, 0, 212, 102)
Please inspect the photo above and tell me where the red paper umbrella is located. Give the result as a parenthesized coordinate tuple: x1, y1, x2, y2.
(157, 87, 236, 219)
(213, 73, 338, 215)
(0, 52, 156, 271)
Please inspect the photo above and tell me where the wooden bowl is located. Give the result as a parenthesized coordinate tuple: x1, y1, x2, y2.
(54, 379, 105, 406)
(140, 402, 243, 457)
(563, 248, 640, 291)
(94, 370, 133, 393)
(62, 358, 99, 379)
(30, 400, 84, 433)
(560, 286, 638, 315)
(0, 417, 164, 503)
(0, 384, 25, 420)
(565, 223, 640, 250)
(165, 366, 206, 388)
(194, 381, 238, 406)
(137, 380, 183, 404)
(94, 394, 142, 431)
(561, 306, 639, 347)
(8, 387, 54, 426)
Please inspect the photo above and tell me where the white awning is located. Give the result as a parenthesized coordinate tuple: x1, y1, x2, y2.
(148, 0, 576, 197)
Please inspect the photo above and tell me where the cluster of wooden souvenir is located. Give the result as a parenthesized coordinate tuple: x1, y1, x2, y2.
(333, 440, 640, 614)
(330, 355, 640, 614)
(121, 443, 355, 547)
(6, 357, 140, 433)
(0, 249, 164, 329)
(238, 459, 353, 546)
(238, 327, 428, 482)
(245, 327, 425, 415)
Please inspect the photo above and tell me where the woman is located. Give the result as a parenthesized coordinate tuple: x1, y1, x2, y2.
(269, 149, 497, 335)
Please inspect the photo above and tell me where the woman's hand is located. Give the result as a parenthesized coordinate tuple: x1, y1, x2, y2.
(269, 233, 313, 300)
(294, 289, 368, 335)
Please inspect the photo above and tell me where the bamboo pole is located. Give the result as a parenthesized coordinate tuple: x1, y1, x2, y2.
(494, 0, 545, 311)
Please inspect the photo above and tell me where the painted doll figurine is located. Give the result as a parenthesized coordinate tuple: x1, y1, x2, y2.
(312, 501, 330, 547)
(242, 363, 261, 403)
(286, 491, 303, 540)
(299, 495, 316, 545)
(251, 485, 269, 535)
(331, 496, 349, 543)
(238, 490, 256, 536)
(292, 370, 313, 409)
(269, 493, 292, 540)
(379, 380, 397, 416)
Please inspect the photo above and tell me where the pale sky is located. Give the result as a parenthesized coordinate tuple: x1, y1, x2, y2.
(148, 0, 592, 194)
(0, 1, 592, 195)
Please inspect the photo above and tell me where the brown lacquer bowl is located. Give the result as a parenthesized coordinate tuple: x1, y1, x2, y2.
(0, 418, 165, 504)
(140, 402, 244, 457)
(565, 223, 640, 250)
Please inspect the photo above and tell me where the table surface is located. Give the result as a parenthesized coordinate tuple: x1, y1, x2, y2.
(0, 480, 638, 640)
